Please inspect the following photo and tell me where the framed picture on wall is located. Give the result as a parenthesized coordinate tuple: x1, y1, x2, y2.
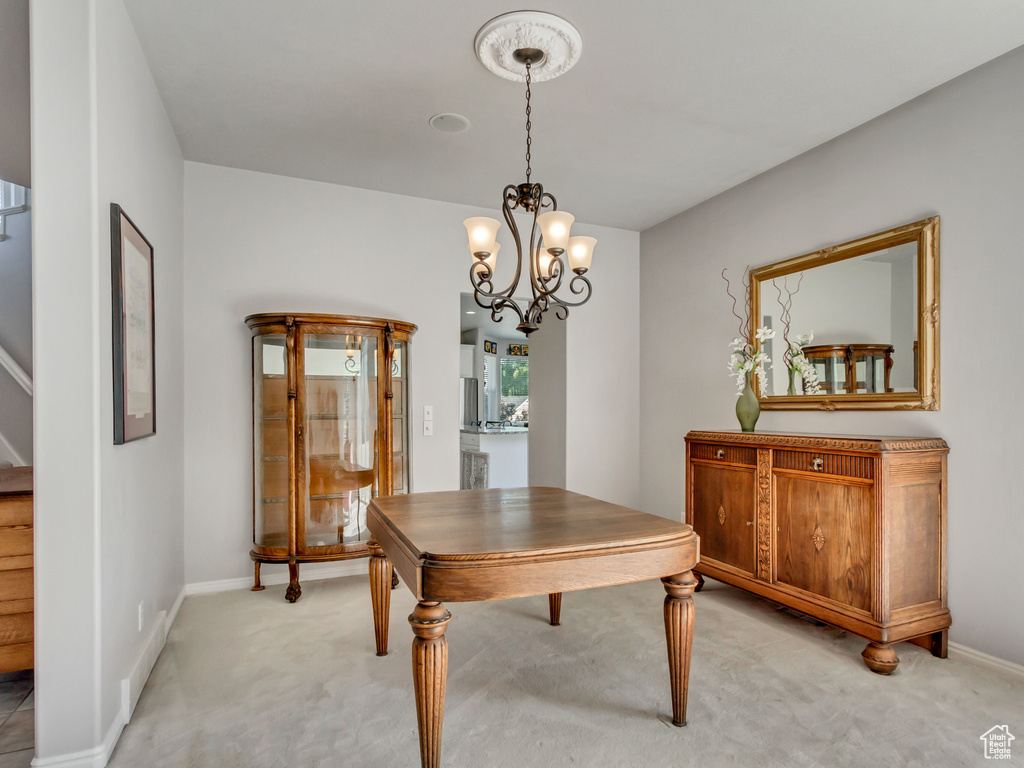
(110, 203, 156, 444)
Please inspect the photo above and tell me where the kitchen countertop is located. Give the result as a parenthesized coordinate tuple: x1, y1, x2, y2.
(460, 426, 529, 435)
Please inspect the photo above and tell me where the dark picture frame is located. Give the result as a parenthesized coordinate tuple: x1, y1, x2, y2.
(110, 203, 156, 444)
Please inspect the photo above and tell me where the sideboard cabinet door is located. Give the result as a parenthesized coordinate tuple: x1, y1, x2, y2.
(690, 462, 756, 576)
(774, 473, 873, 613)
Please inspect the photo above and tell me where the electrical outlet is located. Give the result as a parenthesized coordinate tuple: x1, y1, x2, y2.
(423, 420, 434, 436)
(424, 405, 434, 421)
(138, 602, 144, 632)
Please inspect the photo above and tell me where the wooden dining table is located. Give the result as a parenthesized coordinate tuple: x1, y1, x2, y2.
(366, 487, 700, 768)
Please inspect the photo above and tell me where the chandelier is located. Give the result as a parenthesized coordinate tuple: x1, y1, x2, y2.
(464, 12, 596, 336)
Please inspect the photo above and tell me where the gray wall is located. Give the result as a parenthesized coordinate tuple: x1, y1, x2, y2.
(528, 318, 566, 488)
(182, 161, 640, 586)
(31, 0, 185, 759)
(0, 199, 31, 463)
(0, 0, 30, 188)
(640, 45, 1024, 665)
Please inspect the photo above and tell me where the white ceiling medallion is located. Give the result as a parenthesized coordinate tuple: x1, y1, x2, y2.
(474, 11, 582, 83)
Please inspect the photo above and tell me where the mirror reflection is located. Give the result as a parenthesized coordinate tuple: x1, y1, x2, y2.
(759, 242, 918, 396)
(749, 216, 939, 411)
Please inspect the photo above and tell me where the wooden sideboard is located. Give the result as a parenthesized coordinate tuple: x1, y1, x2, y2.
(0, 467, 33, 673)
(685, 430, 949, 674)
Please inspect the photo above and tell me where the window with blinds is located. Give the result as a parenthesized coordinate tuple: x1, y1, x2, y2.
(500, 358, 528, 424)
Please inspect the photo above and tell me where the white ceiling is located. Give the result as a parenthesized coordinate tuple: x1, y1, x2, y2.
(124, 1, 1024, 231)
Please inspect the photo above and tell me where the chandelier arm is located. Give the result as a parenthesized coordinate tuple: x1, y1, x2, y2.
(547, 274, 593, 309)
(469, 263, 498, 300)
(500, 185, 525, 296)
(527, 192, 545, 304)
(524, 295, 547, 326)
(469, 261, 504, 298)
(490, 296, 526, 326)
(534, 257, 565, 297)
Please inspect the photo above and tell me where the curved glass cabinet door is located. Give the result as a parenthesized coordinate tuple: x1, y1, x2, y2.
(301, 332, 378, 548)
(254, 333, 288, 550)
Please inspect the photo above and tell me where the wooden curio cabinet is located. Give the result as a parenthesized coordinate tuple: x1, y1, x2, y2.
(247, 313, 416, 602)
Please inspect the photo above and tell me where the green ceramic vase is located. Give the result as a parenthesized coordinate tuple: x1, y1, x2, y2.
(787, 367, 797, 396)
(736, 371, 760, 432)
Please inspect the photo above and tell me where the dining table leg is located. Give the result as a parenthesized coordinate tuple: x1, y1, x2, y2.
(368, 538, 392, 656)
(662, 570, 698, 726)
(548, 592, 562, 626)
(410, 601, 452, 768)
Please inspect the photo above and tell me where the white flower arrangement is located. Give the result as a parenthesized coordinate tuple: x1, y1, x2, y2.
(729, 329, 774, 397)
(787, 332, 822, 395)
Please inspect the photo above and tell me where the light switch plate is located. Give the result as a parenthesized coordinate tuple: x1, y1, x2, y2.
(423, 420, 434, 436)
(424, 405, 434, 421)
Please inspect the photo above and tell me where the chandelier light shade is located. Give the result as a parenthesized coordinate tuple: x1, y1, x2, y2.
(567, 236, 596, 274)
(464, 217, 501, 258)
(465, 11, 596, 336)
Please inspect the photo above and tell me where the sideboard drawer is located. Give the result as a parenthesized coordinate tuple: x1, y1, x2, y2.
(774, 450, 874, 480)
(690, 442, 756, 466)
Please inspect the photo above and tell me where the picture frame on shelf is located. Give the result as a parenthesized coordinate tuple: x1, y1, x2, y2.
(110, 203, 156, 444)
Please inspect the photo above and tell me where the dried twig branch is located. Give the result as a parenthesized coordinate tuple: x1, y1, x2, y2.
(773, 272, 805, 366)
(721, 267, 750, 340)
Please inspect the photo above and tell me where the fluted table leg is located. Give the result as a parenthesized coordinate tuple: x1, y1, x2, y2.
(662, 570, 698, 726)
(548, 592, 562, 626)
(368, 538, 393, 656)
(410, 601, 452, 768)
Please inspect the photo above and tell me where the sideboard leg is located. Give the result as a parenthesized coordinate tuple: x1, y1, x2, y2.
(662, 570, 698, 726)
(929, 629, 948, 659)
(285, 561, 301, 602)
(693, 572, 705, 593)
(392, 570, 400, 590)
(862, 642, 900, 674)
(251, 561, 265, 591)
(548, 593, 562, 626)
(369, 538, 393, 656)
(410, 602, 452, 768)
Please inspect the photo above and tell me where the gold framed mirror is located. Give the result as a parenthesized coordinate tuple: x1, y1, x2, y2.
(750, 217, 939, 411)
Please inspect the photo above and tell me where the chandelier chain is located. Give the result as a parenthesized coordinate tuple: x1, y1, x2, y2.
(524, 60, 532, 184)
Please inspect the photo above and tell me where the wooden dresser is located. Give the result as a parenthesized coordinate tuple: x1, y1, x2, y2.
(685, 431, 949, 674)
(0, 467, 33, 673)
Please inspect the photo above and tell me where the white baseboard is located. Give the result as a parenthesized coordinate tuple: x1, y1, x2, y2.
(30, 704, 125, 768)
(121, 609, 168, 723)
(166, 585, 186, 632)
(949, 642, 1024, 681)
(185, 560, 366, 596)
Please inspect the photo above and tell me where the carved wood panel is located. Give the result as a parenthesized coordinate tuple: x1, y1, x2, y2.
(755, 449, 773, 582)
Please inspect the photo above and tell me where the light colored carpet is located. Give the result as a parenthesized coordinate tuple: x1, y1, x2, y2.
(109, 575, 1023, 767)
